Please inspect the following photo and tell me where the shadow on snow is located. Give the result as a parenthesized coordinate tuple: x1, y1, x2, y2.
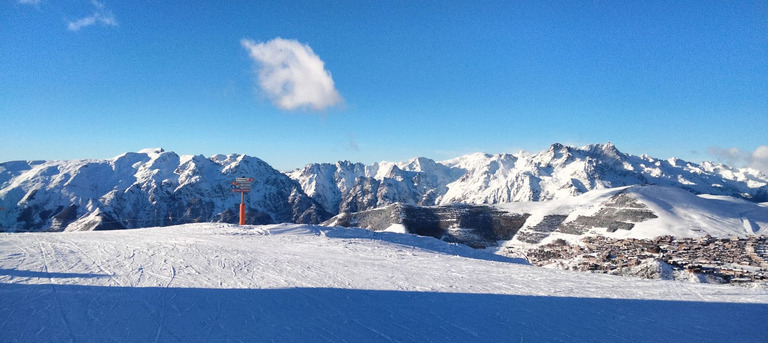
(0, 268, 110, 279)
(1, 283, 766, 343)
(320, 226, 527, 264)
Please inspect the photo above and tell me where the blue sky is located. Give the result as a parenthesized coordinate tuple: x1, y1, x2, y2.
(2, 1, 767, 171)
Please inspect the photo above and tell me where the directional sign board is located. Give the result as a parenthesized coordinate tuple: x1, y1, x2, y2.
(233, 178, 254, 225)
(232, 177, 254, 192)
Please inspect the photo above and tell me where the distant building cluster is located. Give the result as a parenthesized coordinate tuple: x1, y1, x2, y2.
(522, 235, 768, 285)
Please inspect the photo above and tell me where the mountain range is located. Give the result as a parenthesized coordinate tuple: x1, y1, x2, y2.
(0, 148, 328, 232)
(289, 142, 767, 212)
(1, 143, 766, 234)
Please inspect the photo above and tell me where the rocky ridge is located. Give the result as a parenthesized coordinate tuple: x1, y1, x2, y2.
(2, 143, 767, 235)
(289, 143, 768, 217)
(324, 203, 529, 248)
(325, 184, 768, 250)
(0, 149, 329, 232)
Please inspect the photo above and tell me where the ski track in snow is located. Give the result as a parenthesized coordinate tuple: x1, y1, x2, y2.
(0, 223, 767, 342)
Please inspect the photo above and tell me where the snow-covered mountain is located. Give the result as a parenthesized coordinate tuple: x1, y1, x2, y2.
(323, 185, 768, 248)
(288, 142, 768, 215)
(502, 184, 768, 245)
(0, 148, 329, 232)
(2, 143, 766, 234)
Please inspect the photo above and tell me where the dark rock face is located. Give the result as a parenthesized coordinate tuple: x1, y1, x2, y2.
(557, 190, 657, 235)
(91, 212, 128, 231)
(516, 215, 569, 244)
(50, 205, 79, 231)
(330, 206, 401, 233)
(326, 203, 530, 248)
(340, 177, 380, 213)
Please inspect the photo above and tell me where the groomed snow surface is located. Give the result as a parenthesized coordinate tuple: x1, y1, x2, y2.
(2, 224, 767, 342)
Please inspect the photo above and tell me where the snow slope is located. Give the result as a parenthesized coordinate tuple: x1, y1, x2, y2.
(500, 185, 768, 247)
(1, 224, 767, 342)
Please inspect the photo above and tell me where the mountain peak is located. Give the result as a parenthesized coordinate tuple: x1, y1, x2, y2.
(601, 141, 620, 155)
(548, 143, 566, 152)
(579, 142, 622, 158)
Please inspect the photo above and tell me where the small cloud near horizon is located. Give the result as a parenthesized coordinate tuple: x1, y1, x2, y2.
(67, 0, 117, 31)
(241, 37, 343, 111)
(347, 133, 359, 151)
(707, 145, 768, 175)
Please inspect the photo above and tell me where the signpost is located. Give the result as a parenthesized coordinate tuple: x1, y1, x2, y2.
(231, 177, 254, 225)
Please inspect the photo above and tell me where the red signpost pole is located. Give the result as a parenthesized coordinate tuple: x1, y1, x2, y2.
(239, 192, 245, 225)
(232, 177, 254, 226)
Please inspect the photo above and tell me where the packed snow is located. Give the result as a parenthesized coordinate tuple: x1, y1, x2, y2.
(2, 223, 767, 342)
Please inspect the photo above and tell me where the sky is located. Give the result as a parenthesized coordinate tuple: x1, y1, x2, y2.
(2, 1, 767, 172)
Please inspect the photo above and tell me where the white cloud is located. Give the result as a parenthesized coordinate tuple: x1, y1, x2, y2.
(706, 147, 745, 166)
(707, 145, 768, 175)
(241, 37, 342, 111)
(67, 1, 117, 31)
(17, 0, 41, 4)
(750, 146, 768, 175)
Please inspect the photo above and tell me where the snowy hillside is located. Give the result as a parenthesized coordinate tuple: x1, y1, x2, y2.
(321, 185, 768, 250)
(288, 143, 768, 215)
(0, 149, 328, 232)
(1, 223, 767, 342)
(2, 143, 766, 234)
(501, 185, 768, 247)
